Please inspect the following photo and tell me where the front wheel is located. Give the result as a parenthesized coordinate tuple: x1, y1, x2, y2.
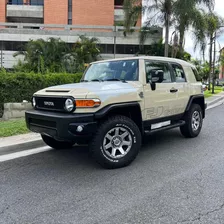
(41, 134, 74, 149)
(180, 104, 203, 138)
(90, 115, 142, 169)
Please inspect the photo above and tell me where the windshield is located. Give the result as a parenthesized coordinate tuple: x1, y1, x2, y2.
(83, 59, 139, 82)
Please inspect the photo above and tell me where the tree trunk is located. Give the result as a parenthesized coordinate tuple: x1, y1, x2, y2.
(179, 30, 185, 59)
(208, 34, 213, 91)
(164, 13, 170, 57)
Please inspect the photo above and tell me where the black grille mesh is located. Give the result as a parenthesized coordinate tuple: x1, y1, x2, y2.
(35, 97, 67, 112)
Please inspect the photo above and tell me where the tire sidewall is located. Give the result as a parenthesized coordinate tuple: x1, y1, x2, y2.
(92, 117, 141, 167)
(189, 104, 203, 137)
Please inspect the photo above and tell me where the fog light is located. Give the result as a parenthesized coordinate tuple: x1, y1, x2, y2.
(77, 125, 84, 132)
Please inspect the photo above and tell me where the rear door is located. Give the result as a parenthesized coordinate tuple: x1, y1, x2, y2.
(169, 63, 190, 114)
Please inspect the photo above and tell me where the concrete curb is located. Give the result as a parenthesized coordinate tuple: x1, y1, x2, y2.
(0, 139, 45, 155)
(206, 94, 224, 110)
(206, 96, 224, 107)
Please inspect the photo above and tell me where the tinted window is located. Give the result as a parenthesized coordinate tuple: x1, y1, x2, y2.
(192, 67, 201, 81)
(171, 63, 186, 82)
(145, 61, 172, 83)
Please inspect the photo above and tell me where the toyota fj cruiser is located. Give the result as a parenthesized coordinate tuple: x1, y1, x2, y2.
(25, 56, 206, 169)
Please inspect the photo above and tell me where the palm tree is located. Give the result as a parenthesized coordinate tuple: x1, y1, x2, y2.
(123, 0, 172, 57)
(123, 0, 214, 58)
(72, 35, 101, 64)
(14, 38, 69, 73)
(194, 12, 224, 91)
(14, 36, 101, 73)
(173, 0, 206, 58)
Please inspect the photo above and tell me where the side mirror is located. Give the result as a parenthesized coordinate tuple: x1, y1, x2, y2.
(152, 70, 164, 83)
(150, 70, 164, 91)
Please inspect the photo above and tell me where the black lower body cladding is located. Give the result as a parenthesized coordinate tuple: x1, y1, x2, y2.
(25, 109, 97, 142)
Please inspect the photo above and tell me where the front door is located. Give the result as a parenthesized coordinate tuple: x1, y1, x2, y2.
(143, 60, 182, 121)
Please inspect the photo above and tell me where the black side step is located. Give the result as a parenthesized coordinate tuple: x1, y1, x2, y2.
(144, 120, 186, 135)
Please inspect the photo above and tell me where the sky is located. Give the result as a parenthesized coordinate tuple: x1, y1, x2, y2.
(184, 0, 224, 60)
(142, 0, 224, 60)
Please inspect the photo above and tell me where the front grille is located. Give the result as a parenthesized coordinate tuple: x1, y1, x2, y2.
(35, 96, 67, 112)
(29, 118, 56, 129)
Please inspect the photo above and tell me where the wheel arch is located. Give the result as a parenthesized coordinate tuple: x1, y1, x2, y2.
(185, 95, 206, 118)
(95, 102, 143, 133)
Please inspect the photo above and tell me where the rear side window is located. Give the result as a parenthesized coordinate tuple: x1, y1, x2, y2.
(171, 63, 186, 82)
(192, 67, 201, 81)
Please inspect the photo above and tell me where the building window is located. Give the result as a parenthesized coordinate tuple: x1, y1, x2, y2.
(68, 0, 72, 25)
(8, 0, 44, 5)
(30, 0, 44, 6)
(114, 0, 124, 8)
(8, 0, 23, 5)
(114, 0, 124, 6)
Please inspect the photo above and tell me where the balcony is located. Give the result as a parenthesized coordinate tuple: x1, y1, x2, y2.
(7, 1, 43, 23)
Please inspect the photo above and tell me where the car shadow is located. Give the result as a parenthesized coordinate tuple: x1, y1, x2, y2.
(43, 129, 184, 169)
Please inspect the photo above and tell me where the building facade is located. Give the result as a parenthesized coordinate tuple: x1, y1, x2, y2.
(0, 0, 141, 26)
(0, 0, 162, 68)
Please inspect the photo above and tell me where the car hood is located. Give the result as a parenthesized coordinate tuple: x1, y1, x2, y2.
(35, 81, 141, 98)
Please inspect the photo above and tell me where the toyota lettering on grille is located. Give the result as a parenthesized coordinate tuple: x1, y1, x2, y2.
(44, 101, 54, 106)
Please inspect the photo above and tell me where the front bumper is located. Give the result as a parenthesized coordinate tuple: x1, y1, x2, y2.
(25, 110, 97, 141)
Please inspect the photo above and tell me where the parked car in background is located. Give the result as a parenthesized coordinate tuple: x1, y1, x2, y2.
(216, 79, 224, 86)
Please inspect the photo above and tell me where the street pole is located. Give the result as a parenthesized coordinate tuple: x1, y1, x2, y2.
(212, 31, 216, 94)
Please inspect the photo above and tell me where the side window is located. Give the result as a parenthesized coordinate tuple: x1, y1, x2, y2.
(192, 67, 201, 81)
(171, 63, 186, 82)
(145, 61, 172, 83)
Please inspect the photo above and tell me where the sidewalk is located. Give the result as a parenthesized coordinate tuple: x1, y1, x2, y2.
(205, 91, 224, 109)
(1, 93, 224, 151)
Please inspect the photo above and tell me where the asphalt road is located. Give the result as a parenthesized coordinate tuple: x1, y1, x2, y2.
(1, 105, 224, 224)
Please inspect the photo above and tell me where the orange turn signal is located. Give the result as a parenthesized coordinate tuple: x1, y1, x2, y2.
(75, 99, 101, 108)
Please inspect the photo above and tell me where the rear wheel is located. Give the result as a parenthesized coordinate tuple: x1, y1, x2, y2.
(41, 134, 74, 149)
(90, 115, 142, 169)
(180, 104, 203, 138)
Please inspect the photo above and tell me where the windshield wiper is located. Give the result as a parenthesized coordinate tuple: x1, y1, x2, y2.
(90, 79, 103, 82)
(104, 78, 127, 83)
(80, 80, 89, 82)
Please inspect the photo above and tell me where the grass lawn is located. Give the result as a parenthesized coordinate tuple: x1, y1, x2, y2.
(0, 118, 29, 137)
(204, 86, 223, 98)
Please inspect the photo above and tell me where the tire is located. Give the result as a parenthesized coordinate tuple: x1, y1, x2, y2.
(180, 104, 203, 138)
(41, 134, 74, 149)
(90, 115, 142, 169)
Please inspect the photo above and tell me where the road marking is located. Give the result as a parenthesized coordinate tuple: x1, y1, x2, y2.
(0, 146, 52, 163)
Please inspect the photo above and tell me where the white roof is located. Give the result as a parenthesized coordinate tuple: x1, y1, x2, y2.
(91, 56, 195, 67)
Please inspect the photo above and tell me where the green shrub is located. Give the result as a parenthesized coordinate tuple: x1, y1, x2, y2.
(0, 72, 83, 117)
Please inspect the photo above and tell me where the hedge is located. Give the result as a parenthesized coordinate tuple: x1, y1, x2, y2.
(0, 72, 83, 117)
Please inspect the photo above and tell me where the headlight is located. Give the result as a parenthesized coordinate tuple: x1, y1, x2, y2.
(32, 97, 36, 108)
(65, 98, 74, 112)
(75, 99, 101, 108)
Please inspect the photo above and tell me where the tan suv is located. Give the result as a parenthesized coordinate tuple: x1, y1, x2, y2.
(26, 56, 206, 169)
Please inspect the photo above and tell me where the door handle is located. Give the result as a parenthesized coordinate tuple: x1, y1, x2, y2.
(170, 88, 178, 93)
